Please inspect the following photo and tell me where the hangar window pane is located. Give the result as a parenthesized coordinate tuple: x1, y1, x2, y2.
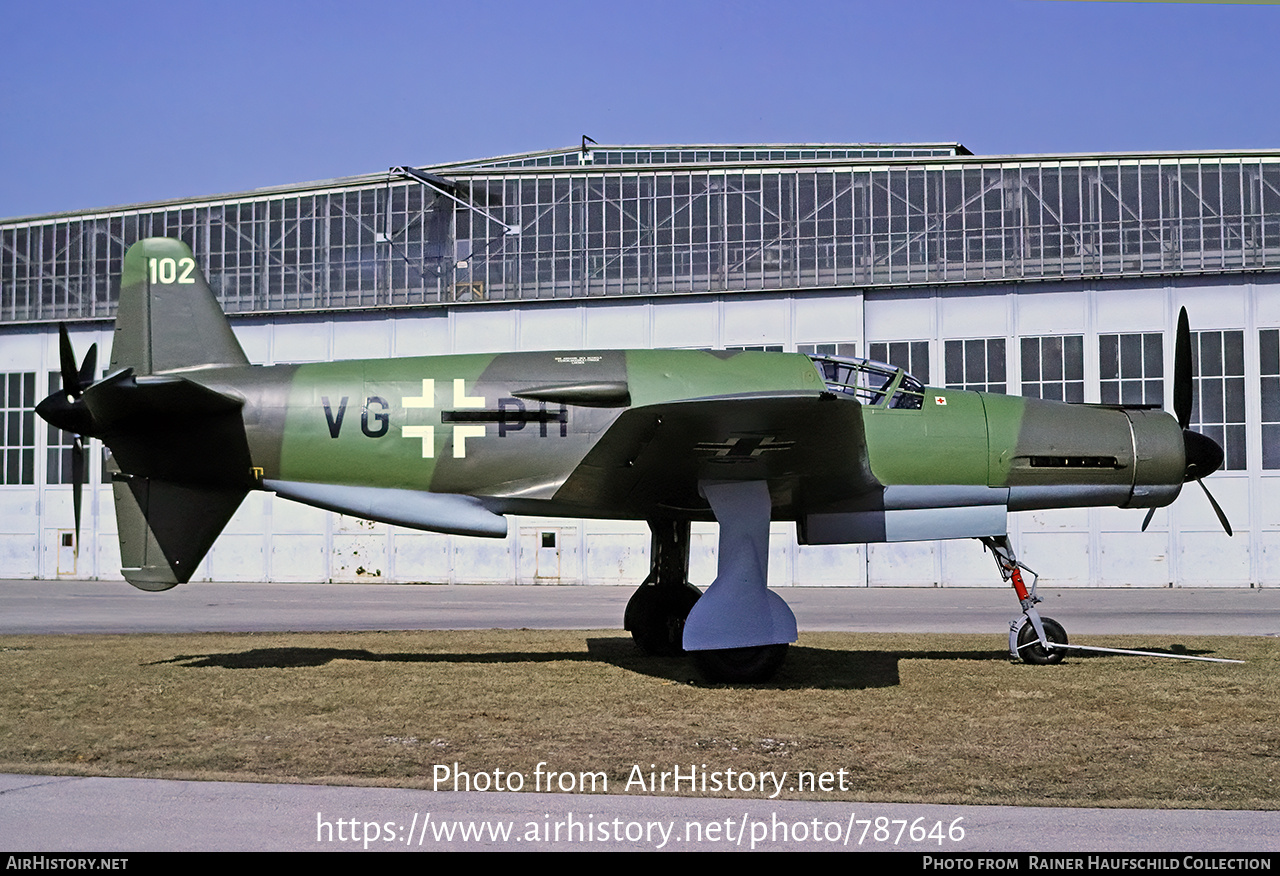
(798, 342, 857, 358)
(1, 372, 35, 485)
(1100, 332, 1163, 405)
(1262, 329, 1280, 470)
(1191, 329, 1246, 470)
(944, 338, 1005, 394)
(869, 341, 930, 384)
(1021, 336, 1084, 402)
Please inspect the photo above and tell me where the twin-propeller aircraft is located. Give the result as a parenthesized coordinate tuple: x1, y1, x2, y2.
(37, 238, 1233, 680)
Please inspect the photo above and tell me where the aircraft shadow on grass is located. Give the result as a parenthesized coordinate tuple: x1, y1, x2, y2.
(146, 639, 1018, 689)
(147, 636, 1230, 689)
(148, 647, 592, 670)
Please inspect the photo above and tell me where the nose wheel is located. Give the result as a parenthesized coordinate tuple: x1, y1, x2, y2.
(1013, 615, 1068, 665)
(980, 536, 1069, 665)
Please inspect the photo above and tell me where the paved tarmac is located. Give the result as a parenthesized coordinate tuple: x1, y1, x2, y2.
(2, 578, 1278, 636)
(2, 579, 1277, 853)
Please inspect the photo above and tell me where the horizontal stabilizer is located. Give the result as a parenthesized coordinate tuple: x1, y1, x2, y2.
(83, 370, 243, 429)
(85, 371, 252, 487)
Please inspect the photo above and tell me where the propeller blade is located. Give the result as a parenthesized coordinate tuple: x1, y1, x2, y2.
(71, 436, 85, 557)
(1196, 478, 1233, 537)
(58, 323, 82, 398)
(56, 325, 98, 400)
(77, 343, 98, 391)
(1173, 306, 1193, 430)
(1141, 506, 1157, 532)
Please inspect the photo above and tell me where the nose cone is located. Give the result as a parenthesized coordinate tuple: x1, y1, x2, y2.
(35, 391, 95, 436)
(1183, 429, 1224, 482)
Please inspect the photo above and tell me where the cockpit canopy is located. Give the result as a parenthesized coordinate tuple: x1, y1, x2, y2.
(809, 355, 925, 409)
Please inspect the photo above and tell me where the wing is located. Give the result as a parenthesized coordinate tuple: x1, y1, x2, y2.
(550, 391, 880, 519)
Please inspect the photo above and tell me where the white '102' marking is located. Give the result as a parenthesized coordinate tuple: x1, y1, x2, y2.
(148, 257, 196, 285)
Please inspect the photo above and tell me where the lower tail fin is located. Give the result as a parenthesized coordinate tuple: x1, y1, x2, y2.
(111, 461, 247, 590)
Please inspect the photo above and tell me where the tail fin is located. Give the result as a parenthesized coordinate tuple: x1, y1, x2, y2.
(110, 237, 249, 375)
(101, 239, 251, 589)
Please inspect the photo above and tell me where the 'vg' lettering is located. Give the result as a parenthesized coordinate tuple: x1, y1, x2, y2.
(323, 396, 391, 438)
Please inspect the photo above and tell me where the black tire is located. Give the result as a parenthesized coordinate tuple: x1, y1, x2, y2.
(691, 644, 789, 683)
(1017, 617, 1068, 665)
(624, 583, 702, 656)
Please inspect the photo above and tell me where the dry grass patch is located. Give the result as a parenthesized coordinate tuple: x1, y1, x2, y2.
(0, 630, 1275, 809)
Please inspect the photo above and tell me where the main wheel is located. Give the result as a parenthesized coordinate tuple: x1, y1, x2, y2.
(691, 644, 789, 683)
(624, 583, 702, 656)
(1016, 617, 1068, 665)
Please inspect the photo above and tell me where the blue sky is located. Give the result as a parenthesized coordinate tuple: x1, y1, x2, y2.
(2, 0, 1277, 218)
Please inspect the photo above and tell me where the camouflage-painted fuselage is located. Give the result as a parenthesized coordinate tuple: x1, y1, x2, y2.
(195, 347, 1187, 539)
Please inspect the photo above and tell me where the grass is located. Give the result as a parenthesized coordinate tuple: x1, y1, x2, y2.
(0, 629, 1275, 809)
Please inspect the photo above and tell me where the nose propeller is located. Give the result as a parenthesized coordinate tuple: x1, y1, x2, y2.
(1182, 429, 1224, 482)
(1141, 307, 1231, 535)
(34, 323, 98, 556)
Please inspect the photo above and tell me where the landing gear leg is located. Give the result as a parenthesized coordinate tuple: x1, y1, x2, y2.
(979, 535, 1068, 665)
(624, 518, 702, 656)
(683, 480, 797, 682)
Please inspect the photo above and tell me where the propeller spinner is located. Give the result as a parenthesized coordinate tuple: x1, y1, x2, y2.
(1141, 307, 1232, 535)
(34, 323, 98, 556)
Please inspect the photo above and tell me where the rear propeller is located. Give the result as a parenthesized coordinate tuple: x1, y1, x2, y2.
(35, 323, 98, 556)
(1141, 307, 1231, 535)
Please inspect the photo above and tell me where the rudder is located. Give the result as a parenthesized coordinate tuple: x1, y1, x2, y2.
(111, 238, 249, 375)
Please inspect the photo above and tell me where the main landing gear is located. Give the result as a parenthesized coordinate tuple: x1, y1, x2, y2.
(979, 535, 1069, 665)
(625, 481, 797, 683)
(624, 518, 702, 657)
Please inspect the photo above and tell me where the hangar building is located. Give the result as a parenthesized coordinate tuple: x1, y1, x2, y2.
(2, 143, 1278, 588)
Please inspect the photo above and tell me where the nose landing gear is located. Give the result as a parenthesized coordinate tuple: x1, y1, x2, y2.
(980, 535, 1069, 664)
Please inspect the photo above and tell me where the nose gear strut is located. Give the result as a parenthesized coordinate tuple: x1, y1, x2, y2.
(979, 535, 1067, 664)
